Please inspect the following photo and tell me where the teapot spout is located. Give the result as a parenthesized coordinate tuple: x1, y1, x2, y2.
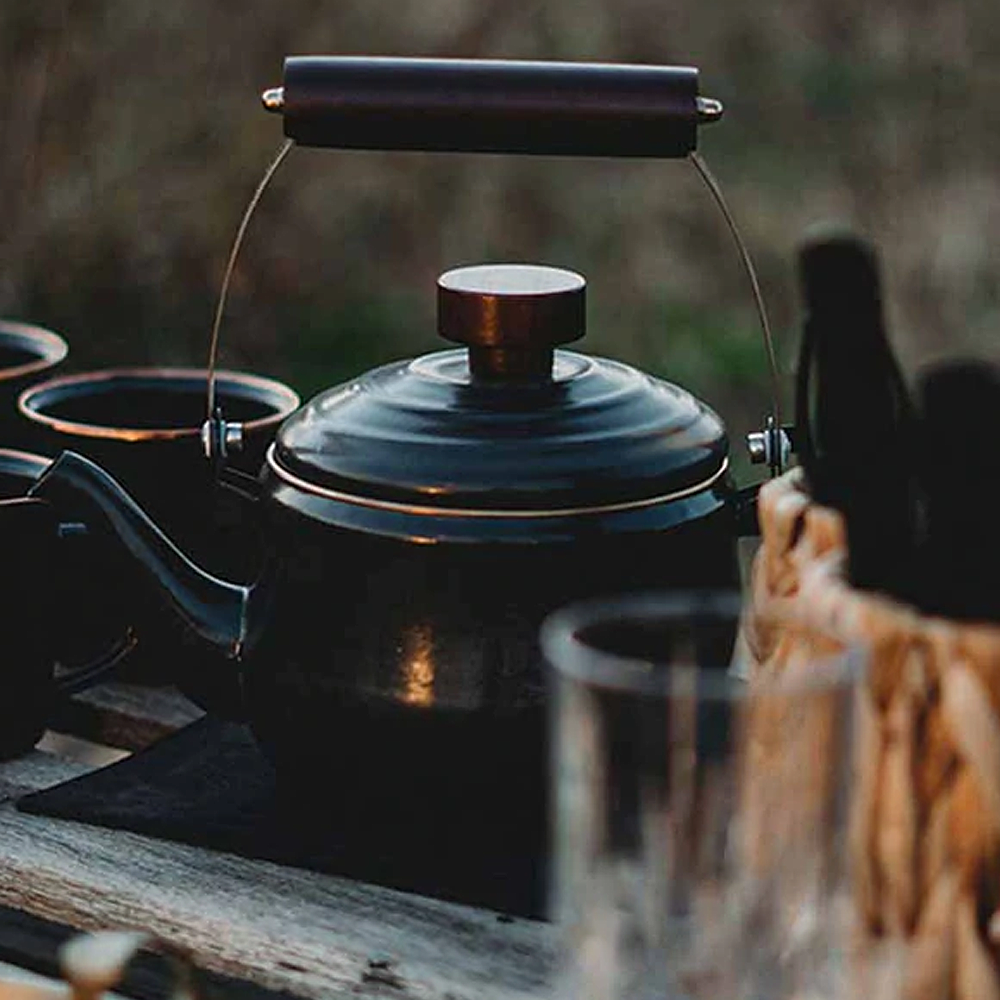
(29, 450, 249, 658)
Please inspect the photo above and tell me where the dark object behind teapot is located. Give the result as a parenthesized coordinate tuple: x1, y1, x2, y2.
(0, 448, 136, 758)
(0, 490, 57, 758)
(793, 233, 918, 597)
(911, 360, 1000, 622)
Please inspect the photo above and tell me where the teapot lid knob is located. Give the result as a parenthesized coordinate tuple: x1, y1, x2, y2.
(437, 263, 585, 379)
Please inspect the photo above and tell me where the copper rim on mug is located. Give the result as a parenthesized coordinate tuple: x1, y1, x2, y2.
(17, 367, 300, 442)
(0, 321, 68, 383)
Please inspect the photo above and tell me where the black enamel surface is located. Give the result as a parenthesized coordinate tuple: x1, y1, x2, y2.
(243, 499, 741, 809)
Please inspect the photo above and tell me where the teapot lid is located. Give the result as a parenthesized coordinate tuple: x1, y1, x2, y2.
(269, 264, 728, 514)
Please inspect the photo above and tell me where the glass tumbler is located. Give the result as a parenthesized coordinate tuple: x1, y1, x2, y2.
(541, 591, 863, 1000)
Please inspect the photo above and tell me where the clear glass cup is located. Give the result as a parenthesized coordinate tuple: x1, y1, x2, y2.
(541, 590, 864, 1000)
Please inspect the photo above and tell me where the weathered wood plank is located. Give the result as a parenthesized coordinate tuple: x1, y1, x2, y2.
(35, 734, 129, 770)
(47, 685, 203, 752)
(0, 801, 557, 1000)
(0, 905, 300, 1000)
(0, 714, 556, 1000)
(0, 753, 91, 805)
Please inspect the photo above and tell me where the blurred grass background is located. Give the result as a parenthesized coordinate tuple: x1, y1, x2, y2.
(2, 0, 1000, 484)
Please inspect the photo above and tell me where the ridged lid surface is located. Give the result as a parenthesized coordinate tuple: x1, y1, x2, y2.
(270, 265, 728, 512)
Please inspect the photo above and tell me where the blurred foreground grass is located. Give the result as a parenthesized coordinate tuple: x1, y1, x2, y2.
(2, 0, 1000, 484)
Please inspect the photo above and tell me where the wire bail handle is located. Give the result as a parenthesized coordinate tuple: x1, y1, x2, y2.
(204, 56, 787, 475)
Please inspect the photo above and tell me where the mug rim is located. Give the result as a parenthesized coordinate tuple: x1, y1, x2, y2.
(0, 447, 51, 480)
(541, 589, 863, 697)
(0, 320, 69, 383)
(17, 366, 301, 443)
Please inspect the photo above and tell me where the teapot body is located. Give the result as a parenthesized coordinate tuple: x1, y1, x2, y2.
(205, 278, 743, 794)
(239, 474, 740, 828)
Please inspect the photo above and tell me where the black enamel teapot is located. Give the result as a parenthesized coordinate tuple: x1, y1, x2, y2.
(26, 58, 780, 826)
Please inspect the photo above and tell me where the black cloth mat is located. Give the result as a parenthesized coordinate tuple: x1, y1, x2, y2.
(18, 716, 547, 919)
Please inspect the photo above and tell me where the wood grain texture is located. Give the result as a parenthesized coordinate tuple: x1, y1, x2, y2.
(48, 685, 203, 752)
(0, 753, 91, 805)
(0, 906, 300, 1000)
(1, 703, 556, 1000)
(0, 793, 556, 1000)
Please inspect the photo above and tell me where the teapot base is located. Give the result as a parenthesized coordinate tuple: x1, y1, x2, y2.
(253, 695, 547, 828)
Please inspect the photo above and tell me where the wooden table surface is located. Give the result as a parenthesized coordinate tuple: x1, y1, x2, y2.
(0, 683, 558, 1000)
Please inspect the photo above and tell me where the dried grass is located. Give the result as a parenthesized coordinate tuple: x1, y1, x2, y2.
(1, 0, 999, 418)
